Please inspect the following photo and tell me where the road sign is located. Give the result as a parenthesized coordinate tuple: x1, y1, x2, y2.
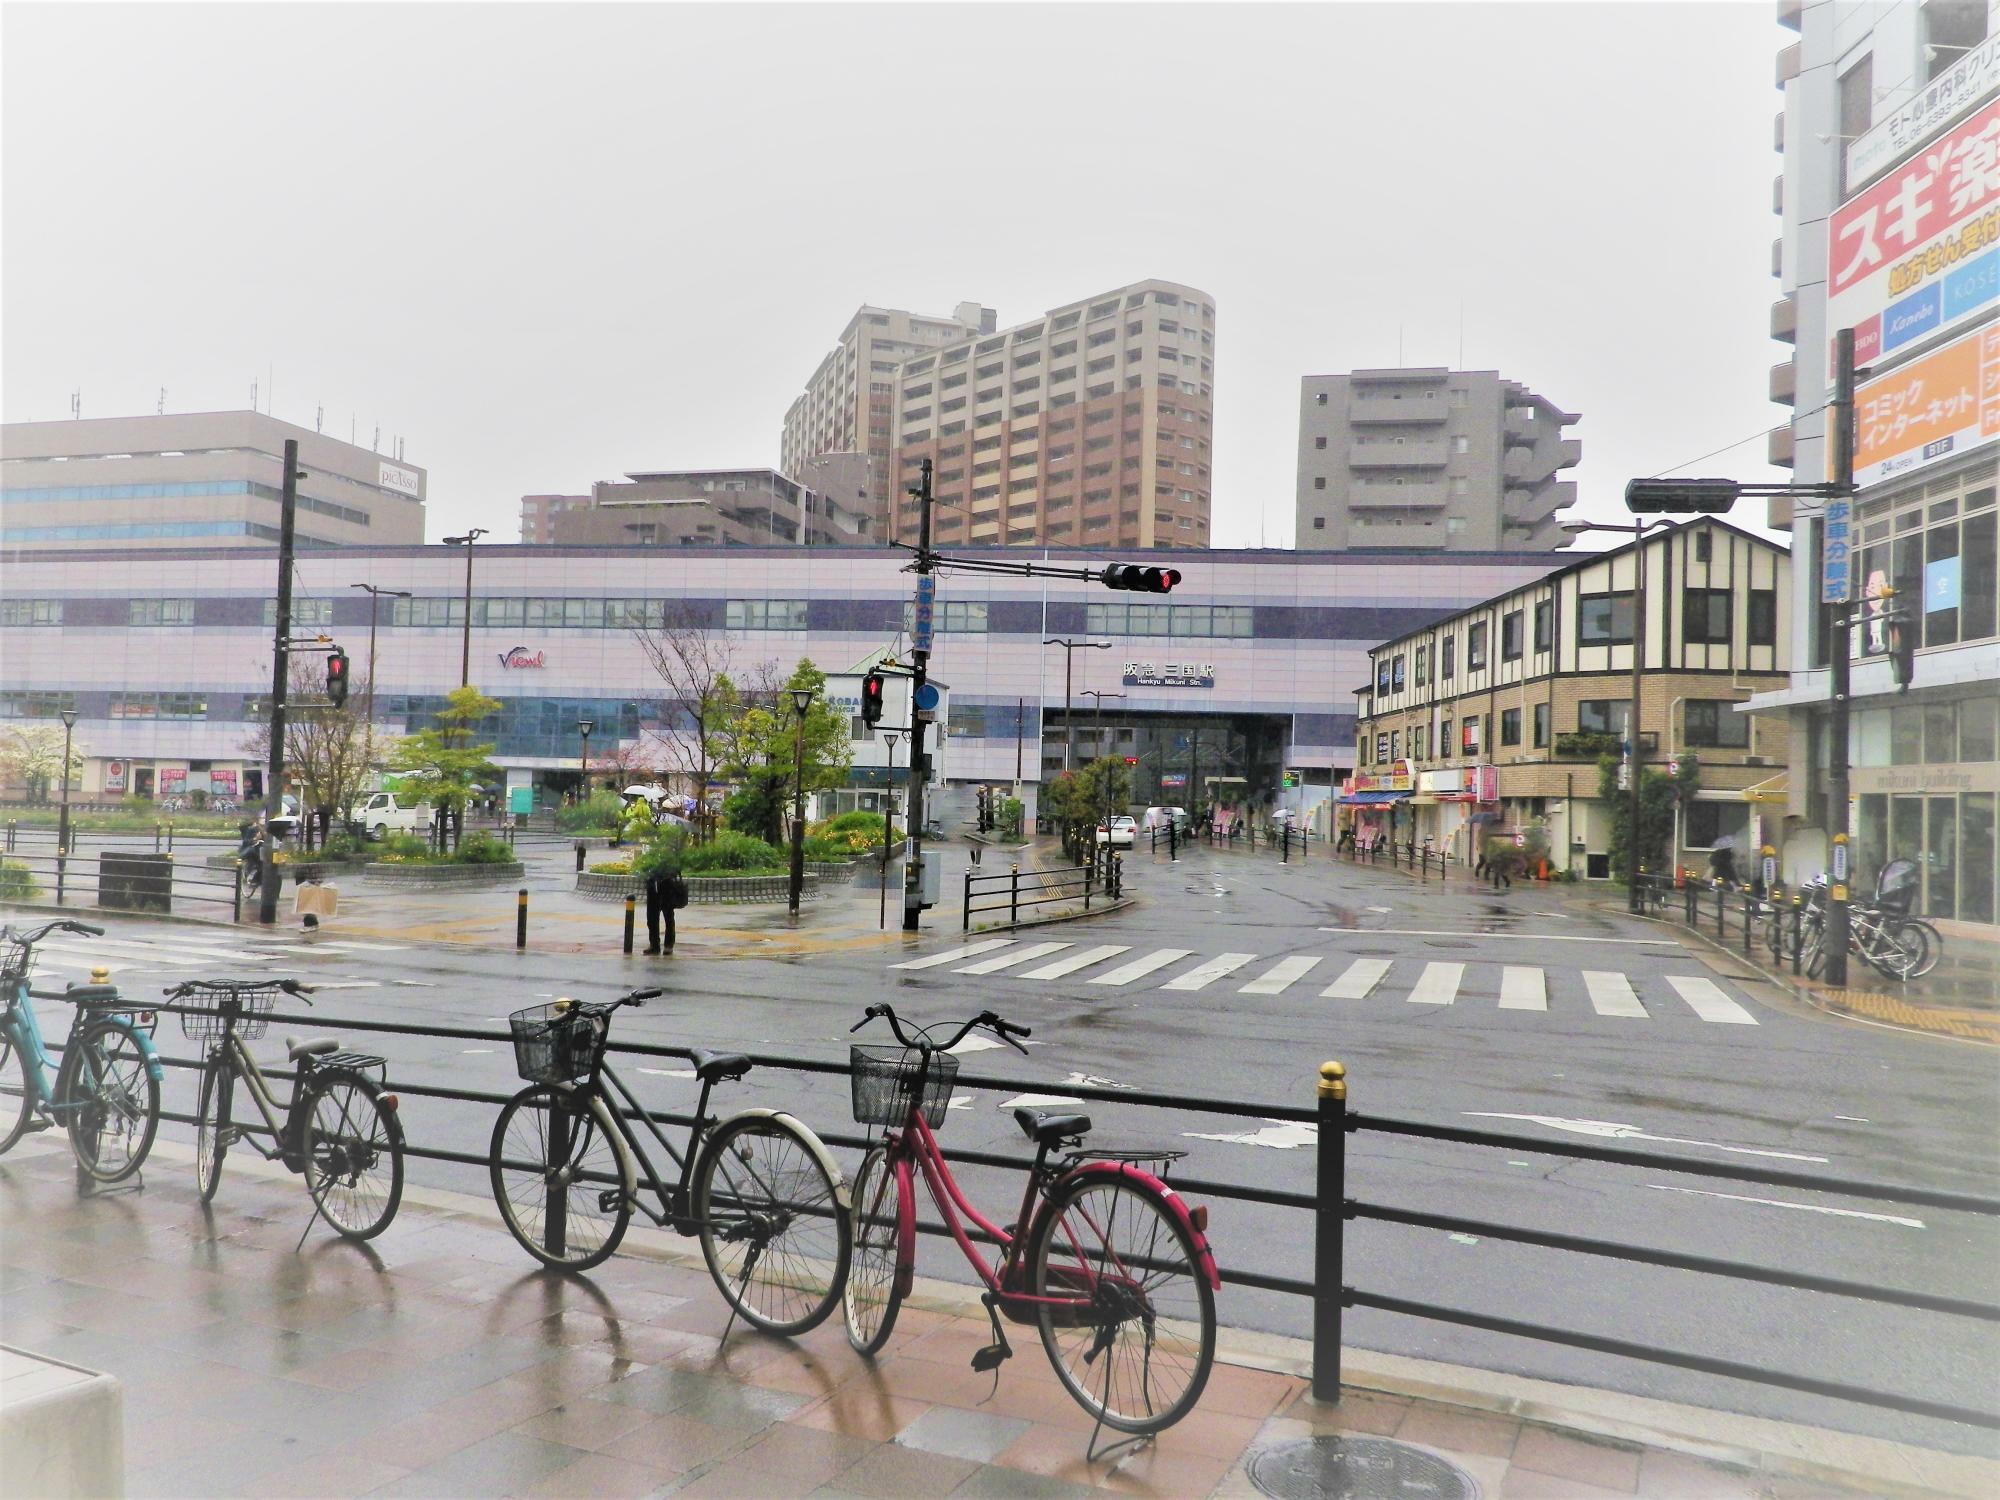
(913, 682, 940, 713)
(1832, 833, 1849, 883)
(912, 576, 937, 650)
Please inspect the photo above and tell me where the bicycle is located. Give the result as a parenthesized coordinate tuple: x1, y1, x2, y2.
(487, 989, 849, 1336)
(1794, 883, 1940, 983)
(0, 920, 164, 1184)
(168, 978, 405, 1240)
(843, 1003, 1219, 1438)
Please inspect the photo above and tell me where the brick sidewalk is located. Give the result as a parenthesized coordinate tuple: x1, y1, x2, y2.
(6, 1139, 1981, 1499)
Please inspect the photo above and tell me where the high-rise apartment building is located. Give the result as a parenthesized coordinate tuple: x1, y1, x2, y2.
(1294, 369, 1579, 551)
(781, 279, 1216, 548)
(1, 411, 427, 552)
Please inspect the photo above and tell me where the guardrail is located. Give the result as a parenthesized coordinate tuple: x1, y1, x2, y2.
(963, 855, 1120, 929)
(0, 846, 245, 921)
(31, 988, 2000, 1433)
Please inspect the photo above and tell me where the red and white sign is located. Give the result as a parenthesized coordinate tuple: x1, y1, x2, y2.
(104, 760, 127, 793)
(1474, 765, 1499, 803)
(497, 646, 546, 669)
(1828, 99, 2000, 370)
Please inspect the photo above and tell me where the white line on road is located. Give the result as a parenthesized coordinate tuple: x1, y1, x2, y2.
(1184, 1120, 1317, 1149)
(306, 980, 381, 990)
(638, 1067, 697, 1079)
(1647, 1184, 1924, 1229)
(1019, 945, 1130, 980)
(891, 939, 1013, 971)
(45, 935, 270, 964)
(1321, 959, 1391, 1000)
(1465, 1112, 1831, 1163)
(1406, 962, 1464, 1006)
(955, 941, 1070, 975)
(1321, 929, 1674, 945)
(1240, 956, 1323, 996)
(1161, 953, 1256, 991)
(1499, 967, 1547, 1011)
(1666, 976, 1760, 1025)
(1089, 949, 1193, 986)
(1000, 1094, 1086, 1111)
(1582, 970, 1649, 1018)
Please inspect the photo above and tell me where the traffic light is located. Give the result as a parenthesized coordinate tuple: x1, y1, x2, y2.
(861, 671, 886, 726)
(1624, 478, 1740, 515)
(1886, 611, 1915, 691)
(1101, 564, 1182, 593)
(325, 648, 350, 708)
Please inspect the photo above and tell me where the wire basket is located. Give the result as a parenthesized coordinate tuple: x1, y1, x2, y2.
(850, 1044, 959, 1129)
(509, 1003, 608, 1086)
(0, 938, 31, 988)
(177, 983, 281, 1042)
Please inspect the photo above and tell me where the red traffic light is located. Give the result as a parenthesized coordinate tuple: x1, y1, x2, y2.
(325, 648, 351, 708)
(861, 670, 886, 726)
(1101, 564, 1182, 594)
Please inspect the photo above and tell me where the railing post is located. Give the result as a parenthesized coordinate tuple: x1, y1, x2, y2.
(1743, 890, 1753, 955)
(1281, 826, 1289, 864)
(963, 867, 974, 932)
(154, 823, 162, 854)
(1792, 895, 1804, 977)
(1010, 864, 1020, 927)
(517, 888, 528, 949)
(1312, 1059, 1347, 1403)
(621, 894, 634, 954)
(167, 822, 174, 854)
(233, 862, 244, 924)
(1715, 881, 1726, 938)
(1084, 860, 1094, 912)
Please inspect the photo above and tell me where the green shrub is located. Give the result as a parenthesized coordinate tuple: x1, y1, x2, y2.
(319, 826, 368, 862)
(680, 831, 785, 874)
(0, 858, 41, 902)
(121, 795, 154, 816)
(555, 789, 625, 833)
(801, 836, 864, 862)
(589, 859, 634, 876)
(808, 812, 901, 853)
(452, 832, 515, 865)
(374, 832, 432, 862)
(631, 826, 689, 879)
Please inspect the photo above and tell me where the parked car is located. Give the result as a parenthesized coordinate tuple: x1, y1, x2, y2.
(1095, 815, 1137, 848)
(1142, 806, 1191, 834)
(348, 791, 434, 840)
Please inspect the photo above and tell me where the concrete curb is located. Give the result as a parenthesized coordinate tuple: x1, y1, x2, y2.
(968, 895, 1138, 933)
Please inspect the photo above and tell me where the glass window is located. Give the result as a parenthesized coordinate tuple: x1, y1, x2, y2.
(1683, 588, 1732, 645)
(1961, 695, 1998, 761)
(1891, 709, 1923, 765)
(1532, 600, 1552, 653)
(1376, 660, 1391, 695)
(1391, 655, 1406, 692)
(727, 599, 807, 631)
(1441, 636, 1455, 680)
(1577, 699, 1630, 736)
(1578, 592, 1633, 645)
(1927, 796, 1958, 918)
(1925, 702, 1958, 764)
(1748, 589, 1777, 647)
(262, 598, 333, 628)
(1414, 646, 1428, 685)
(1533, 702, 1550, 748)
(1440, 716, 1453, 753)
(1685, 700, 1750, 748)
(0, 599, 62, 626)
(1961, 793, 1996, 924)
(1963, 506, 1996, 642)
(1500, 708, 1521, 746)
(1925, 522, 1961, 647)
(1501, 611, 1523, 661)
(1467, 622, 1487, 671)
(1375, 733, 1389, 762)
(1461, 716, 1480, 754)
(130, 598, 195, 626)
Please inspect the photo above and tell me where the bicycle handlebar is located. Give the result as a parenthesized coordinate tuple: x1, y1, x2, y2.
(161, 977, 317, 1005)
(1, 919, 106, 949)
(850, 1003, 1031, 1055)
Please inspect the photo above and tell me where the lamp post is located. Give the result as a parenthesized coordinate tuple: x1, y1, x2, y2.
(1082, 689, 1126, 835)
(351, 584, 412, 773)
(57, 709, 77, 871)
(1043, 638, 1112, 773)
(442, 528, 488, 687)
(577, 719, 594, 801)
(880, 731, 901, 930)
(787, 688, 814, 918)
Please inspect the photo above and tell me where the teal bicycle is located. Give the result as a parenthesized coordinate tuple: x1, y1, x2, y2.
(0, 920, 164, 1184)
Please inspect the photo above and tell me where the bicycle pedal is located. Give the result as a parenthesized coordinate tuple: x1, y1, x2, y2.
(970, 1343, 1011, 1374)
(23, 1118, 54, 1135)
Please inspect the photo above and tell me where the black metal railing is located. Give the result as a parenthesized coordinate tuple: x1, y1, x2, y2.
(0, 845, 246, 920)
(963, 855, 1120, 929)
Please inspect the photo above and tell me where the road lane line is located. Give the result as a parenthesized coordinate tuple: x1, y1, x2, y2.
(1499, 967, 1547, 1011)
(1647, 1184, 1923, 1229)
(891, 940, 1014, 970)
(1582, 970, 1649, 1018)
(1162, 953, 1257, 991)
(955, 942, 1071, 975)
(1321, 958, 1391, 1000)
(1239, 956, 1322, 996)
(45, 936, 271, 964)
(1321, 929, 1673, 945)
(1465, 1112, 1830, 1162)
(1406, 962, 1464, 1006)
(1089, 949, 1193, 986)
(1020, 945, 1130, 980)
(1666, 975, 1760, 1025)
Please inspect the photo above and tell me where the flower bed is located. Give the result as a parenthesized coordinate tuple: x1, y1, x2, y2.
(364, 861, 526, 890)
(575, 870, 821, 904)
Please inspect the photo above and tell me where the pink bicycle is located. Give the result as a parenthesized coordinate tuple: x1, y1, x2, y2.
(843, 1003, 1219, 1435)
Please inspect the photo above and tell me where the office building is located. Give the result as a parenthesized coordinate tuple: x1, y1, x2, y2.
(542, 464, 871, 549)
(1756, 0, 1997, 932)
(0, 411, 427, 552)
(1295, 368, 1580, 551)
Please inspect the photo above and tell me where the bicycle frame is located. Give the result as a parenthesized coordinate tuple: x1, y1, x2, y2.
(208, 1033, 324, 1172)
(561, 1058, 716, 1233)
(4, 979, 163, 1119)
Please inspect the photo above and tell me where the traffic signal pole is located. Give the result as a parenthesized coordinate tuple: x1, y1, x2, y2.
(1824, 328, 1856, 987)
(903, 459, 935, 933)
(258, 438, 300, 924)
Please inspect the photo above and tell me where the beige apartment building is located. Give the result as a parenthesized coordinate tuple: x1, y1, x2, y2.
(545, 464, 870, 548)
(1349, 519, 1792, 879)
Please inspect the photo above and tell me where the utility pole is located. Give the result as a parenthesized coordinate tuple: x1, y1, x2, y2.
(903, 460, 935, 932)
(259, 439, 301, 924)
(1626, 531, 1648, 914)
(352, 584, 411, 783)
(1043, 637, 1111, 772)
(1824, 328, 1857, 987)
(443, 528, 487, 687)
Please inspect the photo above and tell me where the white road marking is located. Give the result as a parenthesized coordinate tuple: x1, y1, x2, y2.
(1000, 1094, 1086, 1111)
(637, 1067, 697, 1079)
(1323, 929, 1673, 945)
(1647, 1184, 1924, 1229)
(946, 1094, 973, 1111)
(1582, 970, 1649, 1018)
(1666, 976, 1759, 1025)
(948, 1034, 1004, 1055)
(1321, 958, 1391, 1000)
(891, 939, 1014, 971)
(1406, 962, 1464, 1006)
(955, 941, 1069, 975)
(1019, 945, 1131, 980)
(45, 935, 269, 964)
(1365, 906, 1392, 914)
(1089, 949, 1193, 986)
(306, 980, 381, 990)
(1499, 967, 1547, 1011)
(1465, 1113, 1830, 1163)
(1239, 956, 1323, 996)
(1062, 1072, 1136, 1091)
(460, 1048, 495, 1055)
(1185, 1120, 1317, 1149)
(1161, 952, 1256, 991)
(1834, 1115, 1870, 1123)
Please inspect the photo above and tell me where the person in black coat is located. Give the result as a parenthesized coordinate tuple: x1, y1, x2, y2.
(643, 863, 686, 955)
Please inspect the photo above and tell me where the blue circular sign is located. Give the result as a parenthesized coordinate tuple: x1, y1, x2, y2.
(913, 683, 941, 712)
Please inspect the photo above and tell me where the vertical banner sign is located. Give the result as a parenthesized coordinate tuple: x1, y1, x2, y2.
(912, 575, 936, 653)
(1822, 496, 1853, 604)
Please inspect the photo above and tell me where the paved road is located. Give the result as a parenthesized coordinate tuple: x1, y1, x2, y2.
(7, 841, 1997, 1458)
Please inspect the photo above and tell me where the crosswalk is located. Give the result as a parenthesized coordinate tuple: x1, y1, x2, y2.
(890, 940, 1761, 1025)
(19, 929, 406, 980)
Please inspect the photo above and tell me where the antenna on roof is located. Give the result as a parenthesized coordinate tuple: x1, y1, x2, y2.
(158, 388, 166, 415)
(372, 424, 380, 453)
(70, 390, 81, 419)
(251, 379, 259, 413)
(316, 405, 323, 433)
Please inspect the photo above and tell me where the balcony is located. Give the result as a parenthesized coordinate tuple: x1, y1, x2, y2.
(1777, 0, 1802, 33)
(1772, 173, 1783, 214)
(1776, 41, 1801, 84)
(1348, 396, 1448, 425)
(1505, 480, 1576, 528)
(1769, 360, 1796, 405)
(1350, 439, 1448, 468)
(1770, 296, 1797, 343)
(1348, 480, 1448, 508)
(1767, 424, 1795, 468)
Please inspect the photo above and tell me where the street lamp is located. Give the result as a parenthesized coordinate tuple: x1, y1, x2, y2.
(577, 719, 594, 800)
(442, 528, 488, 687)
(787, 688, 814, 917)
(1043, 638, 1113, 773)
(1081, 689, 1126, 835)
(57, 709, 78, 877)
(351, 584, 412, 770)
(1562, 517, 1672, 912)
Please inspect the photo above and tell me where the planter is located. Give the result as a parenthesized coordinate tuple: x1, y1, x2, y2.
(574, 870, 821, 904)
(363, 860, 526, 890)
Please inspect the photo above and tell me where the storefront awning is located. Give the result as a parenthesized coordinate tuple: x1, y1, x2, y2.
(1741, 772, 1789, 804)
(1340, 790, 1411, 806)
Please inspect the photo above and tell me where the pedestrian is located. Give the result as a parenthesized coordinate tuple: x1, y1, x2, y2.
(643, 860, 689, 955)
(1709, 837, 1738, 887)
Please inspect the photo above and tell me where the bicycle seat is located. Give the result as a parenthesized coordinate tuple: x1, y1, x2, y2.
(285, 1036, 341, 1062)
(691, 1048, 751, 1084)
(1014, 1107, 1092, 1146)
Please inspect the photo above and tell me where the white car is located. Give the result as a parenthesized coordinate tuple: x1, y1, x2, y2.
(1095, 815, 1137, 848)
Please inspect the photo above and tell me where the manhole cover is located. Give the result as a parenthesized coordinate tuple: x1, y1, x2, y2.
(1247, 1436, 1479, 1500)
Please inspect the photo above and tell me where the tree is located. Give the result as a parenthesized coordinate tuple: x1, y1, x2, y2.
(242, 658, 381, 851)
(632, 604, 747, 835)
(713, 659, 853, 843)
(1043, 757, 1132, 857)
(1, 724, 85, 804)
(388, 685, 502, 852)
(1598, 753, 1701, 883)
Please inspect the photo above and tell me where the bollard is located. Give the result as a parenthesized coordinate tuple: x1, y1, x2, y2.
(1743, 890, 1753, 955)
(516, 888, 528, 949)
(962, 868, 973, 931)
(56, 852, 66, 906)
(623, 895, 636, 955)
(1010, 865, 1020, 926)
(1281, 827, 1289, 864)
(1312, 1060, 1347, 1402)
(167, 822, 174, 854)
(154, 824, 162, 854)
(233, 862, 244, 924)
(575, 842, 586, 873)
(1715, 881, 1726, 938)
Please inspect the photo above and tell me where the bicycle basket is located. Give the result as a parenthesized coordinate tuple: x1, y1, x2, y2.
(177, 983, 281, 1042)
(0, 938, 30, 988)
(1875, 859, 1919, 915)
(509, 1002, 608, 1086)
(850, 1044, 959, 1129)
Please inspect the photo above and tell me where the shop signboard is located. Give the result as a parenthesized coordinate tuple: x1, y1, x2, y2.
(1847, 39, 2000, 188)
(1388, 759, 1413, 792)
(1853, 323, 2000, 488)
(104, 760, 127, 793)
(1475, 765, 1499, 802)
(1420, 767, 1467, 796)
(159, 767, 187, 797)
(210, 769, 238, 798)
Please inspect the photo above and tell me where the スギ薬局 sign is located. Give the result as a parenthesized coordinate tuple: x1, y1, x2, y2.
(1852, 322, 2000, 488)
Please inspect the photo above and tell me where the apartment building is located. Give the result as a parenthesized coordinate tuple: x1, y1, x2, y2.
(545, 464, 870, 548)
(780, 302, 996, 534)
(1758, 0, 1998, 931)
(1349, 519, 1792, 879)
(519, 494, 592, 544)
(1, 411, 427, 552)
(1296, 368, 1580, 551)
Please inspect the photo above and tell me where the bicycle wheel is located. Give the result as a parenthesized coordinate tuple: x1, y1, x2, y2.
(1028, 1174, 1215, 1435)
(694, 1113, 849, 1336)
(0, 1021, 35, 1156)
(1897, 920, 1942, 979)
(303, 1071, 405, 1240)
(489, 1085, 632, 1272)
(64, 1020, 160, 1184)
(194, 1055, 231, 1204)
(843, 1145, 906, 1356)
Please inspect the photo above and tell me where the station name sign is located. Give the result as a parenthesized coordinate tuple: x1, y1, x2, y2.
(1123, 661, 1215, 688)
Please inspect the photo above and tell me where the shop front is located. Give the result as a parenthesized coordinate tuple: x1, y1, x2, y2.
(1338, 759, 1413, 847)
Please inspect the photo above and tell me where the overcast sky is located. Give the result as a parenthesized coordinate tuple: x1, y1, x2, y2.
(2, 1, 1789, 549)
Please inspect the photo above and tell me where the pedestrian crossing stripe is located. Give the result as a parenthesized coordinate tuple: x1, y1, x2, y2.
(27, 931, 408, 977)
(1582, 970, 1649, 1018)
